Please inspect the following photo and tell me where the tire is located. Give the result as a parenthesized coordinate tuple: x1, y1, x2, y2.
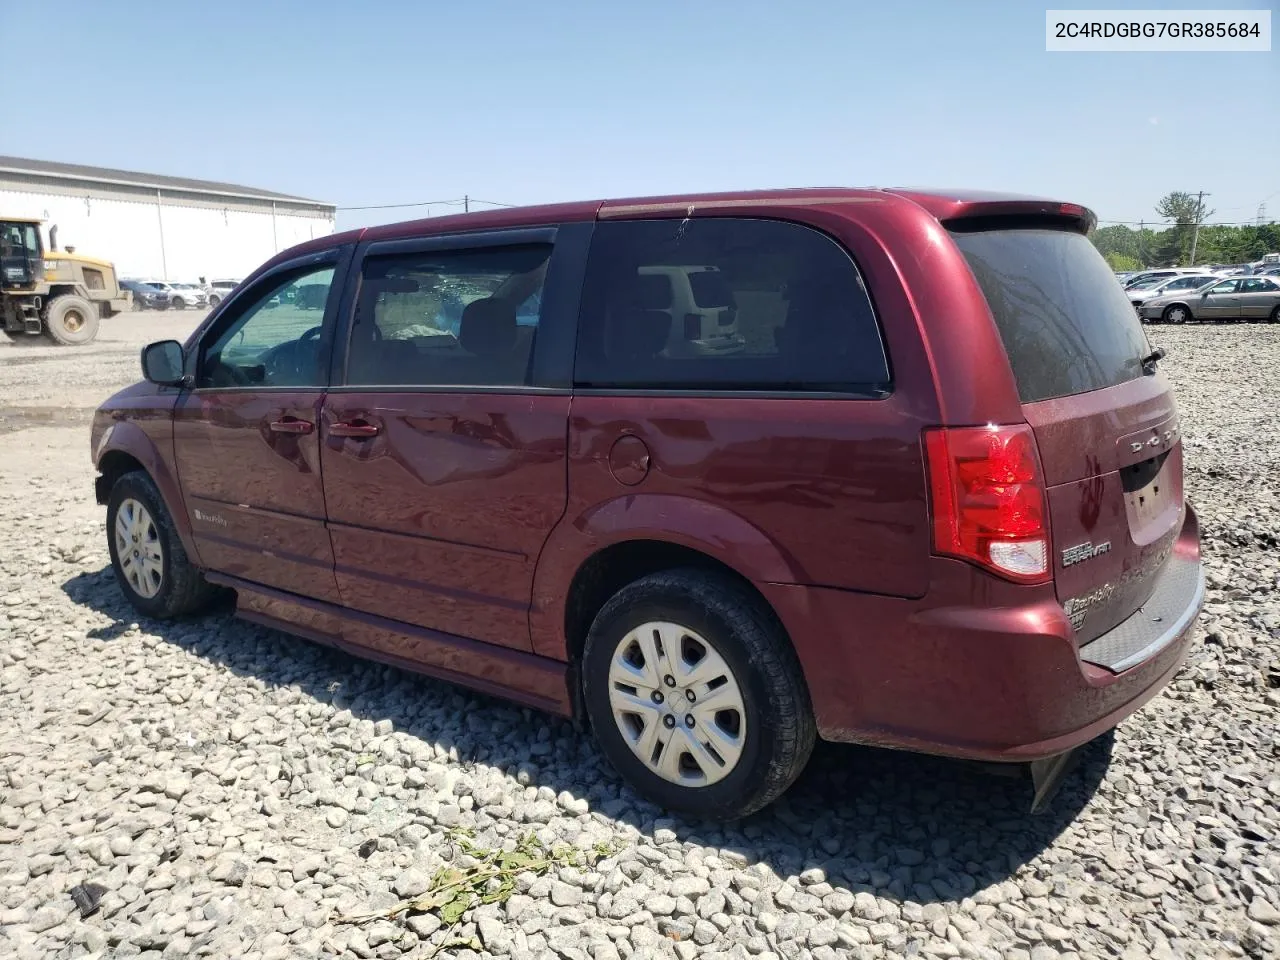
(582, 568, 815, 820)
(1162, 304, 1191, 324)
(1270, 305, 1280, 324)
(209, 294, 221, 307)
(106, 471, 219, 619)
(171, 297, 185, 310)
(43, 294, 100, 345)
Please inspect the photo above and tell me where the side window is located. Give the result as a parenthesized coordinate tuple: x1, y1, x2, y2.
(345, 244, 550, 387)
(574, 218, 889, 392)
(198, 266, 336, 388)
(1209, 280, 1240, 294)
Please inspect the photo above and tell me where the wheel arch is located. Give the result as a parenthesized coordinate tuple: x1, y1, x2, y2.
(94, 421, 200, 565)
(531, 493, 804, 662)
(561, 538, 790, 673)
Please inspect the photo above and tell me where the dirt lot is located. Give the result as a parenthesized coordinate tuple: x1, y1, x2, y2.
(0, 315, 1277, 960)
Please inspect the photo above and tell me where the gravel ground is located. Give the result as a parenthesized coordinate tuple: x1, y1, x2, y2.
(0, 316, 1277, 960)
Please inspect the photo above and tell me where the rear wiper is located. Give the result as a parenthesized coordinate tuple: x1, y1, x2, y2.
(1141, 346, 1166, 372)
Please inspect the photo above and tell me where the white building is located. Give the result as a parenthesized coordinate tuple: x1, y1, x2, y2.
(0, 155, 335, 282)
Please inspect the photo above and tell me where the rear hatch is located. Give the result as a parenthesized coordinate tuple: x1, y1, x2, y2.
(949, 224, 1185, 646)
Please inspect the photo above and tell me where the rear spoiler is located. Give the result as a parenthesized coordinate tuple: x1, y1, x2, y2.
(883, 190, 1097, 234)
(941, 201, 1097, 235)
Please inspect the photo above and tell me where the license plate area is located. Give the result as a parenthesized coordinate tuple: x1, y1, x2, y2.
(1122, 451, 1174, 529)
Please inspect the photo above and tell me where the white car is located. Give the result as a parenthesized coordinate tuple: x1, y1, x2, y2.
(143, 281, 207, 310)
(208, 279, 241, 306)
(173, 283, 209, 308)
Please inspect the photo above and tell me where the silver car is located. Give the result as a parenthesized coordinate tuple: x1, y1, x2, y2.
(1139, 276, 1280, 324)
(1128, 274, 1218, 310)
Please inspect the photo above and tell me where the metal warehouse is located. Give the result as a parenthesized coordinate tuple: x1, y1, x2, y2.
(0, 156, 335, 282)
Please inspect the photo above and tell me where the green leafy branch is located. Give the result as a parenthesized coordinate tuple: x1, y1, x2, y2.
(338, 830, 620, 951)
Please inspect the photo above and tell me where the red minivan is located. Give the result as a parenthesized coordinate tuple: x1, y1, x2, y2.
(92, 189, 1203, 819)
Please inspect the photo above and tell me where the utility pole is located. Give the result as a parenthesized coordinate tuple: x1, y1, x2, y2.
(464, 195, 470, 214)
(1138, 219, 1146, 266)
(1188, 190, 1210, 266)
(1258, 203, 1267, 227)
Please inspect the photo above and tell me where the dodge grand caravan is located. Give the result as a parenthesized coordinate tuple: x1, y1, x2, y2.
(92, 188, 1203, 819)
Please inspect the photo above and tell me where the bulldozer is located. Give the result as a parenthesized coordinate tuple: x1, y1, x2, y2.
(1, 216, 129, 345)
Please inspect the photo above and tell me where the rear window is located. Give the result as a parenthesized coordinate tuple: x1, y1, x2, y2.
(950, 227, 1150, 404)
(575, 218, 889, 393)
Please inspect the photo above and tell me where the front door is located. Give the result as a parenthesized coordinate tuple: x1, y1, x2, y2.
(321, 230, 582, 650)
(173, 255, 346, 603)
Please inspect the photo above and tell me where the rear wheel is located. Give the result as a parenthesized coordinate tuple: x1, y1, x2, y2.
(171, 297, 185, 310)
(1162, 304, 1190, 324)
(1270, 305, 1280, 324)
(582, 568, 815, 820)
(106, 471, 219, 619)
(43, 295, 100, 345)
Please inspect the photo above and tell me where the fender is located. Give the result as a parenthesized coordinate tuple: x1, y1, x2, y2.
(94, 414, 202, 567)
(529, 492, 803, 660)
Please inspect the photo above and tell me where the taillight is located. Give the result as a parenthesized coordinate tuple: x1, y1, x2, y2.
(923, 424, 1050, 583)
(683, 314, 701, 340)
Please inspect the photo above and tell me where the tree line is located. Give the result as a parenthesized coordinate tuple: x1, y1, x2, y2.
(1090, 191, 1279, 271)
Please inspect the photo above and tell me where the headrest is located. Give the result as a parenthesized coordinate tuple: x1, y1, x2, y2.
(459, 298, 517, 357)
(630, 273, 672, 310)
(607, 308, 671, 362)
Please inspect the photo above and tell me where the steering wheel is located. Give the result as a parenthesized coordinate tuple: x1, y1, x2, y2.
(261, 326, 323, 384)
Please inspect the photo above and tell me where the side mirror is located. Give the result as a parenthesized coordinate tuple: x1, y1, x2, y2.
(141, 340, 186, 385)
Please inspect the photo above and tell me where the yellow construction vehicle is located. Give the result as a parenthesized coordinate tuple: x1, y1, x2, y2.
(1, 216, 129, 345)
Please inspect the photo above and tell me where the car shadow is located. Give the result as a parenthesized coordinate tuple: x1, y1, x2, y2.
(62, 566, 1111, 907)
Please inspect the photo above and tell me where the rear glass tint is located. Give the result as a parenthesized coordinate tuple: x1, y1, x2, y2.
(949, 228, 1150, 403)
(575, 218, 889, 392)
(689, 270, 734, 308)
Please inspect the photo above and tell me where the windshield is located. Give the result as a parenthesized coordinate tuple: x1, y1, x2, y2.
(950, 227, 1150, 404)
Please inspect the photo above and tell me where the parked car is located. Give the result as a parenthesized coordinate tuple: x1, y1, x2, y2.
(1121, 268, 1206, 289)
(92, 188, 1203, 819)
(1128, 274, 1218, 310)
(1139, 275, 1280, 323)
(142, 281, 204, 310)
(120, 279, 170, 311)
(208, 279, 240, 306)
(174, 283, 209, 309)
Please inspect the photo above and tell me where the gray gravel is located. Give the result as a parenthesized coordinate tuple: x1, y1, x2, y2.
(0, 317, 1277, 960)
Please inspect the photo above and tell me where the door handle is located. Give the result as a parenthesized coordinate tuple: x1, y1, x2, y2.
(268, 417, 314, 435)
(329, 419, 381, 438)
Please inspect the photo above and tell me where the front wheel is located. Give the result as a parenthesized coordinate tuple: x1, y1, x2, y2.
(1163, 304, 1191, 324)
(43, 295, 100, 345)
(171, 297, 185, 310)
(1271, 305, 1280, 324)
(209, 294, 221, 307)
(582, 568, 815, 820)
(106, 471, 219, 619)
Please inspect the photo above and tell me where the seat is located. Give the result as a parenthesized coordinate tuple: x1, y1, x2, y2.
(455, 298, 527, 384)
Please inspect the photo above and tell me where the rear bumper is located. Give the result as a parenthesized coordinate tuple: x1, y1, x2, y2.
(761, 501, 1203, 763)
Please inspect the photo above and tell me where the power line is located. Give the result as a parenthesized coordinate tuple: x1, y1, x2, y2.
(335, 196, 515, 212)
(1097, 217, 1269, 227)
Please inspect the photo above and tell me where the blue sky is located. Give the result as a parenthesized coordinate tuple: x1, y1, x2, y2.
(1, 0, 1276, 231)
